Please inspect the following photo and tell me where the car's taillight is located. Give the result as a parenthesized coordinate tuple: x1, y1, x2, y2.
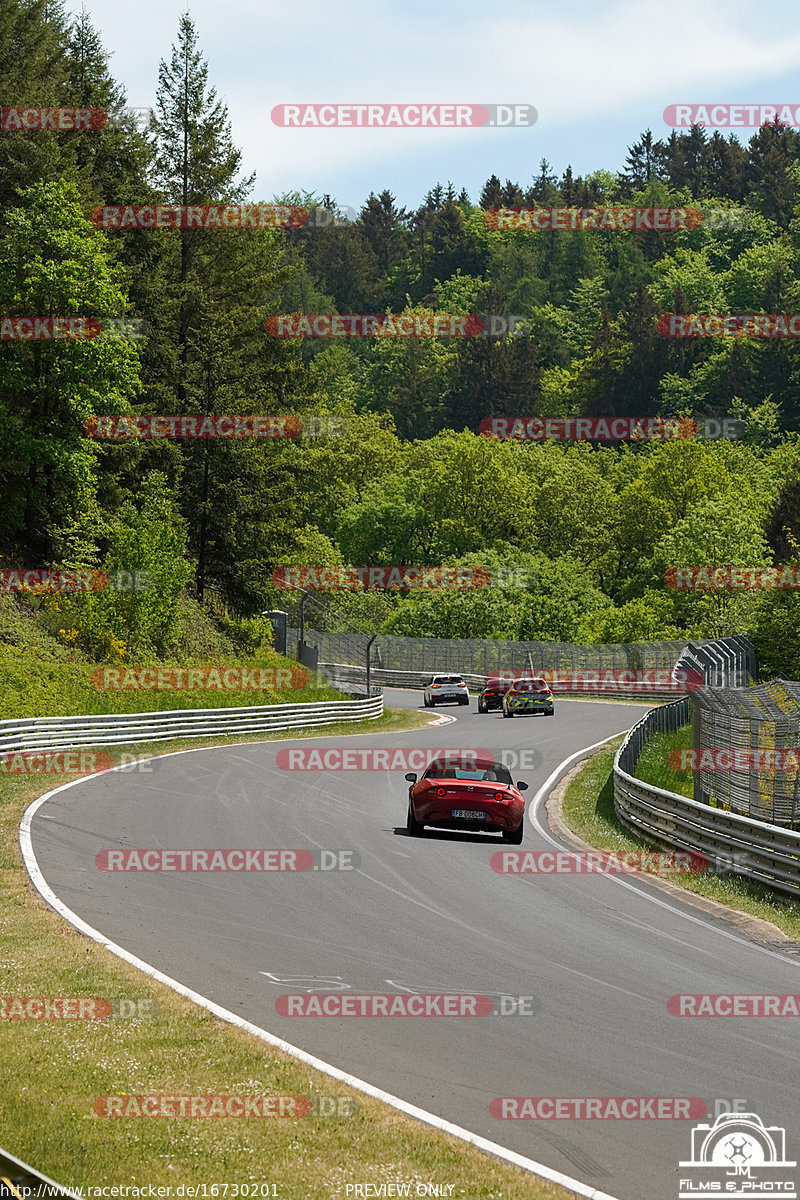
(432, 685, 440, 689)
(437, 787, 446, 796)
(494, 792, 505, 802)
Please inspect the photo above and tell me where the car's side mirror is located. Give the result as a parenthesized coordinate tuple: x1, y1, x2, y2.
(516, 781, 529, 791)
(405, 773, 417, 783)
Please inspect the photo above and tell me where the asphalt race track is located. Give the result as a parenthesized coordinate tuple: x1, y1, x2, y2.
(26, 690, 800, 1200)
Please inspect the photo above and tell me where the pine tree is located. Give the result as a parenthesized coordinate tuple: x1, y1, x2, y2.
(705, 132, 746, 200)
(501, 179, 524, 206)
(621, 131, 664, 194)
(532, 158, 558, 203)
(65, 8, 151, 204)
(560, 165, 577, 206)
(745, 120, 800, 226)
(679, 125, 709, 196)
(0, 0, 71, 206)
(148, 12, 293, 603)
(479, 175, 502, 208)
(360, 190, 408, 276)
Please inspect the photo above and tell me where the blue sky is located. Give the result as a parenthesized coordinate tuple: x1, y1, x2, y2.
(84, 0, 800, 212)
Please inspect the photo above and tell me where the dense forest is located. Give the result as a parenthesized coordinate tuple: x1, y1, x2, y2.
(4, 0, 800, 681)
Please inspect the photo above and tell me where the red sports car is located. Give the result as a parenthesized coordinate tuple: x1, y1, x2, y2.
(405, 754, 528, 843)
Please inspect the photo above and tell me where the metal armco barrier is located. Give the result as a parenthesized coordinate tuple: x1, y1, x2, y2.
(614, 699, 800, 901)
(0, 695, 383, 756)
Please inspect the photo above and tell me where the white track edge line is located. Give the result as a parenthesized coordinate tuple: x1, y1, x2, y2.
(19, 749, 621, 1200)
(0, 1140, 84, 1200)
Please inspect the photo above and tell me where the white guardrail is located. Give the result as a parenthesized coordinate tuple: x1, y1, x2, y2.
(614, 699, 800, 901)
(0, 695, 384, 756)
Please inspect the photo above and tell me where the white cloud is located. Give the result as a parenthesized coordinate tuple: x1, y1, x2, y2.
(81, 0, 800, 205)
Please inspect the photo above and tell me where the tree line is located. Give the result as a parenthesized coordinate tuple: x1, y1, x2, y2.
(3, 0, 800, 678)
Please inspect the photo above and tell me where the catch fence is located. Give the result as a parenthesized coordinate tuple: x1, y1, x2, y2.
(691, 678, 800, 827)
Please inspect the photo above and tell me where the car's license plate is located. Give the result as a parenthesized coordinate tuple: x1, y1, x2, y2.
(452, 809, 485, 819)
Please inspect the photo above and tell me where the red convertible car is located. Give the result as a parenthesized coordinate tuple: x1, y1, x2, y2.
(405, 754, 528, 843)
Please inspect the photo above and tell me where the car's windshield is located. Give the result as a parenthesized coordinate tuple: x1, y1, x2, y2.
(433, 675, 463, 683)
(424, 762, 513, 785)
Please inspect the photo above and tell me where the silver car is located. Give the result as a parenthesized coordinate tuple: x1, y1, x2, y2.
(423, 674, 470, 707)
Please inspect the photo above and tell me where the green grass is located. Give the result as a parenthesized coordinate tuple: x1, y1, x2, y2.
(0, 593, 347, 719)
(0, 642, 345, 719)
(633, 724, 693, 797)
(560, 737, 800, 938)
(0, 706, 576, 1198)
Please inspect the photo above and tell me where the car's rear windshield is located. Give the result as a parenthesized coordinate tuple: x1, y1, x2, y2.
(424, 762, 513, 785)
(433, 676, 464, 683)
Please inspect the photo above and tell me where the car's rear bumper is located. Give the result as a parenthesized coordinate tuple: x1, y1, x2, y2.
(414, 801, 523, 831)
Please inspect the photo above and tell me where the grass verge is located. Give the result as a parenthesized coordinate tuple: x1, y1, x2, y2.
(559, 736, 800, 939)
(1, 705, 574, 1200)
(633, 724, 693, 798)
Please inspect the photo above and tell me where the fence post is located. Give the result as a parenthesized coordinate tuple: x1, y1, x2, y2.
(366, 634, 377, 696)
